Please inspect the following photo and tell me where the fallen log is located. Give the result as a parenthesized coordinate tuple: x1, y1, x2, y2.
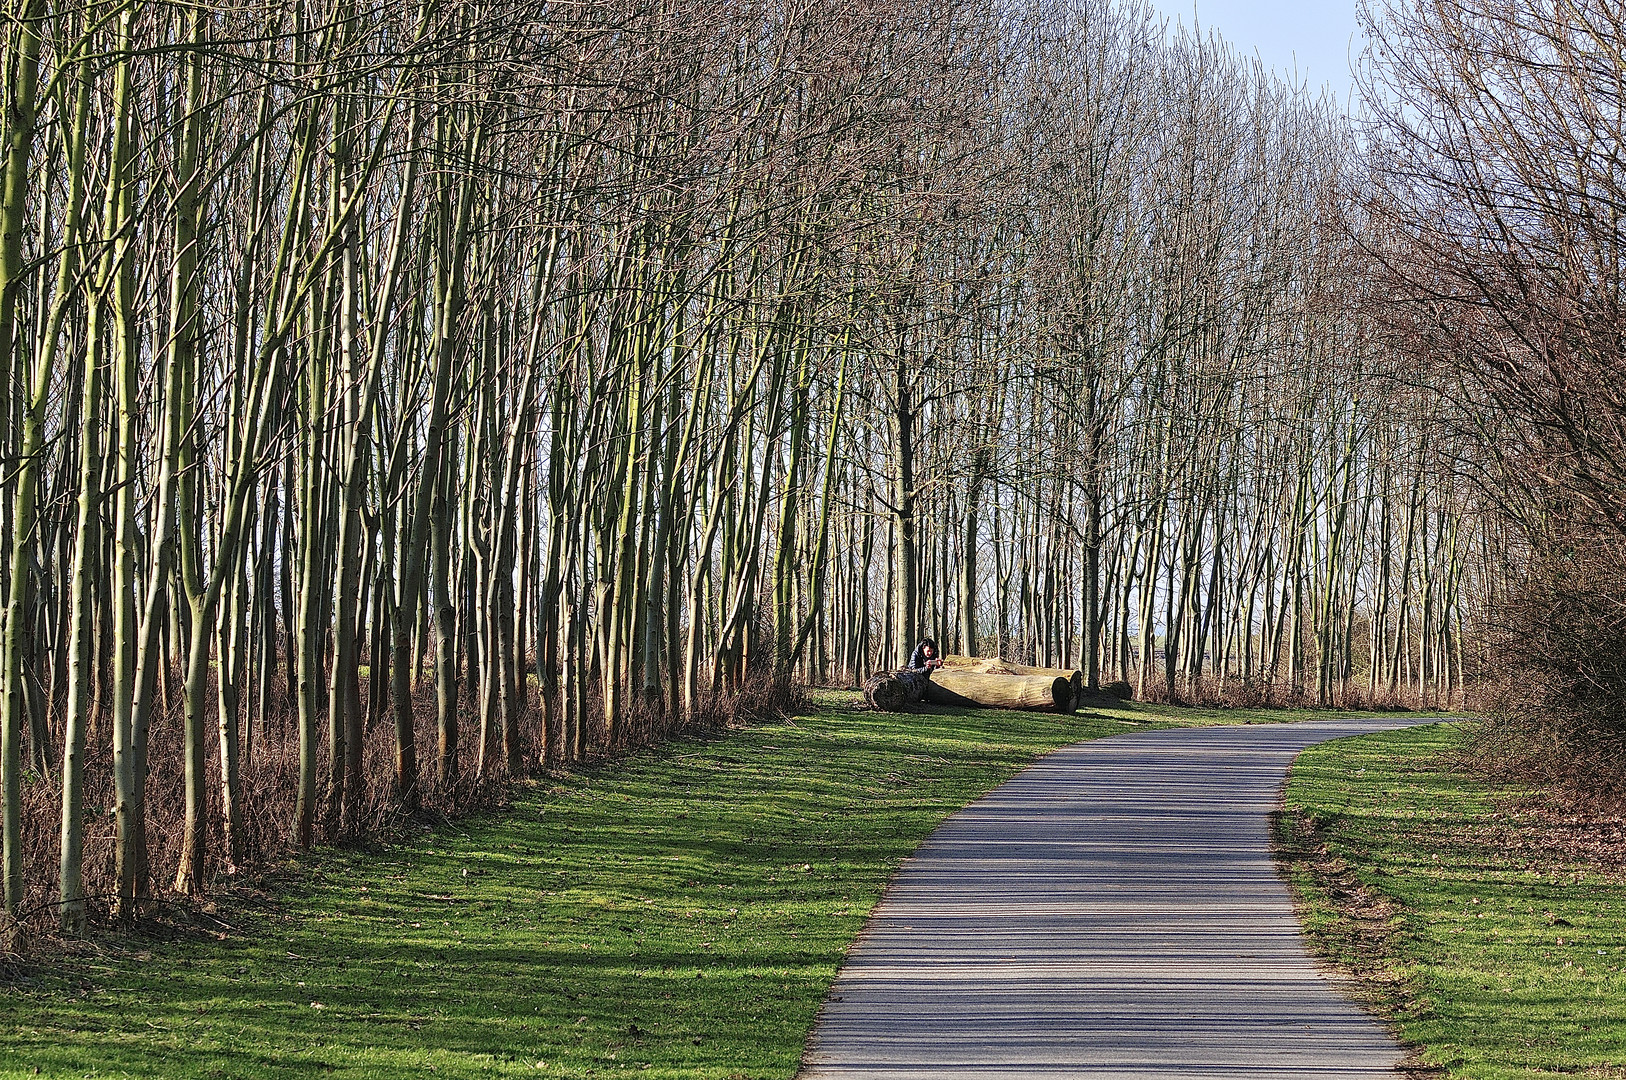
(944, 656, 1084, 710)
(922, 669, 1072, 712)
(862, 668, 932, 711)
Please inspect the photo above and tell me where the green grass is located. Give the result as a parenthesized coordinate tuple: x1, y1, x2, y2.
(1, 694, 1443, 1080)
(1281, 723, 1626, 1079)
(0, 692, 1164, 1080)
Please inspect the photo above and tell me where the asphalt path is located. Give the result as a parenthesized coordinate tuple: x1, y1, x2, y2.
(799, 718, 1441, 1079)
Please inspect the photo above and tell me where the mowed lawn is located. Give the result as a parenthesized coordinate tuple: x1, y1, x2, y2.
(1283, 723, 1626, 1079)
(2, 695, 1435, 1080)
(2, 692, 1164, 1080)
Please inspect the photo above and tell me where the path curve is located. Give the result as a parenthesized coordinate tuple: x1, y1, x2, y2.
(800, 718, 1437, 1079)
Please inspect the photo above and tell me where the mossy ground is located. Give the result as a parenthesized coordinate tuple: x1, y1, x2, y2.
(2, 694, 1434, 1080)
(1281, 723, 1626, 1079)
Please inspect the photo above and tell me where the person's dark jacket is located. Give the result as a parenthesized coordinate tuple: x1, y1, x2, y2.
(908, 642, 939, 672)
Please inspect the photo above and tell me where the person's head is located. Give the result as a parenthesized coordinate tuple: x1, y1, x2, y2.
(919, 638, 937, 658)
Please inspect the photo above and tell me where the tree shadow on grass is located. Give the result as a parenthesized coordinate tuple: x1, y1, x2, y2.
(2, 705, 1130, 1079)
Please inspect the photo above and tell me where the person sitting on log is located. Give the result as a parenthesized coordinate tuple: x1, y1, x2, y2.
(908, 638, 944, 673)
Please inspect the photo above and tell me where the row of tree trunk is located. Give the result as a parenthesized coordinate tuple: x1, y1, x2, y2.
(0, 0, 1494, 936)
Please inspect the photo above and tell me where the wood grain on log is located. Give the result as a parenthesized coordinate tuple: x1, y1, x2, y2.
(923, 670, 1071, 712)
(943, 657, 1083, 710)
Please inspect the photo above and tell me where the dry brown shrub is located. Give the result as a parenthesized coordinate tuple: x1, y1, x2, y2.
(1469, 532, 1626, 807)
(1128, 672, 1419, 712)
(10, 658, 799, 944)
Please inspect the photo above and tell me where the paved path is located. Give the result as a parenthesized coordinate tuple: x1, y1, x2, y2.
(800, 718, 1438, 1079)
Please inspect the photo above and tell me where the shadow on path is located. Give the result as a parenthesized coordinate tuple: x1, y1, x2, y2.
(800, 718, 1440, 1079)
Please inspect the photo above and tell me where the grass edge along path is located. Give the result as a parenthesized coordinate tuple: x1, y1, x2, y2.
(4, 695, 1431, 1080)
(1279, 723, 1626, 1079)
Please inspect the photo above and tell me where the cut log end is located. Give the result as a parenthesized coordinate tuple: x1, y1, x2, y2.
(862, 669, 931, 711)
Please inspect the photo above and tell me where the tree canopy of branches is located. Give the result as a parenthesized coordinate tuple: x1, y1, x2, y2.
(1360, 0, 1626, 790)
(0, 0, 1488, 937)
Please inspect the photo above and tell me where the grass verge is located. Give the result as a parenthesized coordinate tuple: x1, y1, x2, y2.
(0, 692, 1148, 1080)
(2, 694, 1436, 1080)
(1279, 722, 1626, 1079)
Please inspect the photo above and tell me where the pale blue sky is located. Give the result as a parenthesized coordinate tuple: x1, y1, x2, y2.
(1143, 1, 1363, 107)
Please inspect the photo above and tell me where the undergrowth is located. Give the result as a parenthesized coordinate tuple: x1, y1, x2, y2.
(8, 672, 798, 946)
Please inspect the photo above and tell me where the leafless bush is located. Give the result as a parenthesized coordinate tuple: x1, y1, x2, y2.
(1469, 533, 1626, 804)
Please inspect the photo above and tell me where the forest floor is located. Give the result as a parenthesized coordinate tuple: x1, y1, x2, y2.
(1, 694, 1439, 1080)
(1279, 723, 1626, 1079)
